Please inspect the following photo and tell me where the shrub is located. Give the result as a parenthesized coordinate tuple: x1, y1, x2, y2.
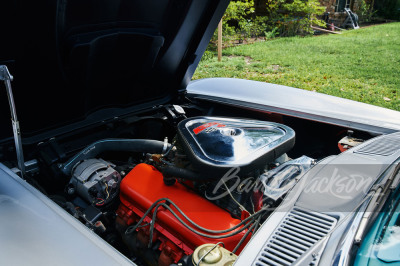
(358, 0, 377, 23)
(216, 0, 255, 40)
(210, 0, 327, 48)
(279, 0, 326, 36)
(253, 0, 326, 37)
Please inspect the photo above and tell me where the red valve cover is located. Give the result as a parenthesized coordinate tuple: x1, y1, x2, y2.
(117, 163, 248, 258)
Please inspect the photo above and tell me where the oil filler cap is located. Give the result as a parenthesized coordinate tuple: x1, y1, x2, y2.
(192, 244, 237, 266)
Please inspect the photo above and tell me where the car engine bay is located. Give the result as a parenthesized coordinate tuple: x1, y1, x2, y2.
(0, 103, 374, 266)
(2, 0, 400, 263)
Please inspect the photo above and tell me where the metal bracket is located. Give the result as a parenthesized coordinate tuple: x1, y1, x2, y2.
(0, 65, 14, 81)
(1, 65, 25, 177)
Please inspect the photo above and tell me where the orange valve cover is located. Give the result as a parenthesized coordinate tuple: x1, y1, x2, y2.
(118, 163, 248, 254)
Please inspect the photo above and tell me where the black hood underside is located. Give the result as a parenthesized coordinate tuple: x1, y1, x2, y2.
(0, 0, 229, 142)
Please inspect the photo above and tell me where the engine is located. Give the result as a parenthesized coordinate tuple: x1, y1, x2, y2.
(116, 163, 247, 265)
(60, 116, 309, 266)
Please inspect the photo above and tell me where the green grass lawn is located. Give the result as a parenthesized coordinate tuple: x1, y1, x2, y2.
(193, 22, 400, 111)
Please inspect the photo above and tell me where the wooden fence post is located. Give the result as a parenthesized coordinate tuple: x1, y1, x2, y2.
(218, 19, 222, 62)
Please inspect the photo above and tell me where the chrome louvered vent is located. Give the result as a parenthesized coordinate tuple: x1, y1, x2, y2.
(254, 208, 337, 266)
(355, 133, 400, 156)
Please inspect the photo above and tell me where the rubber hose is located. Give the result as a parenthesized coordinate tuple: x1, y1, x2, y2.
(156, 165, 209, 181)
(61, 138, 171, 175)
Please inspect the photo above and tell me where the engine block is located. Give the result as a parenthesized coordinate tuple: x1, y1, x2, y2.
(116, 163, 248, 264)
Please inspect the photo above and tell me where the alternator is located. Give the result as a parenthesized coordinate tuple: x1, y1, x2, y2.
(68, 158, 121, 206)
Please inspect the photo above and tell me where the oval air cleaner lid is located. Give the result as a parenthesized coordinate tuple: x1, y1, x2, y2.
(177, 117, 295, 176)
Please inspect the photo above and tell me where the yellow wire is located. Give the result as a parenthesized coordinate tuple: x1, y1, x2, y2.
(105, 182, 110, 200)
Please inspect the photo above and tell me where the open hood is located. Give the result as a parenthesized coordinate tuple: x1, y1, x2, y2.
(0, 0, 229, 142)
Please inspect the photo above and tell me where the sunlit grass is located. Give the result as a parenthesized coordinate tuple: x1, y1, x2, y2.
(193, 22, 400, 111)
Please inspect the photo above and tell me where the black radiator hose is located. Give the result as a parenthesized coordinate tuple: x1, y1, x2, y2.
(156, 165, 210, 181)
(61, 139, 171, 175)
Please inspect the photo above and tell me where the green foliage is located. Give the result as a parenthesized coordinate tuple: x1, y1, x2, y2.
(264, 0, 285, 15)
(358, 0, 377, 23)
(278, 0, 326, 36)
(213, 0, 255, 41)
(222, 0, 326, 39)
(264, 27, 279, 39)
(200, 50, 215, 62)
(209, 0, 327, 50)
(238, 16, 269, 38)
(256, 0, 326, 37)
(224, 0, 255, 21)
(283, 0, 325, 15)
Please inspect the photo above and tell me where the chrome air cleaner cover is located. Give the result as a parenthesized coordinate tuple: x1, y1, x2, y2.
(177, 117, 295, 175)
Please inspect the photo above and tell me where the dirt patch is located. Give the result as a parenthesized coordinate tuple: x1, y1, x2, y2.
(210, 37, 266, 49)
(244, 56, 252, 65)
(227, 55, 254, 65)
(272, 65, 280, 71)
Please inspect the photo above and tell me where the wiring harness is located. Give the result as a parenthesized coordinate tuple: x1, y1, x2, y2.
(124, 197, 269, 253)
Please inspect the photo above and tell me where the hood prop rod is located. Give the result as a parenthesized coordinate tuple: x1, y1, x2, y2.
(0, 65, 25, 178)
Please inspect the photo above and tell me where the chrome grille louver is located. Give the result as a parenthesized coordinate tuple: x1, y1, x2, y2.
(254, 208, 337, 266)
(355, 133, 400, 156)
